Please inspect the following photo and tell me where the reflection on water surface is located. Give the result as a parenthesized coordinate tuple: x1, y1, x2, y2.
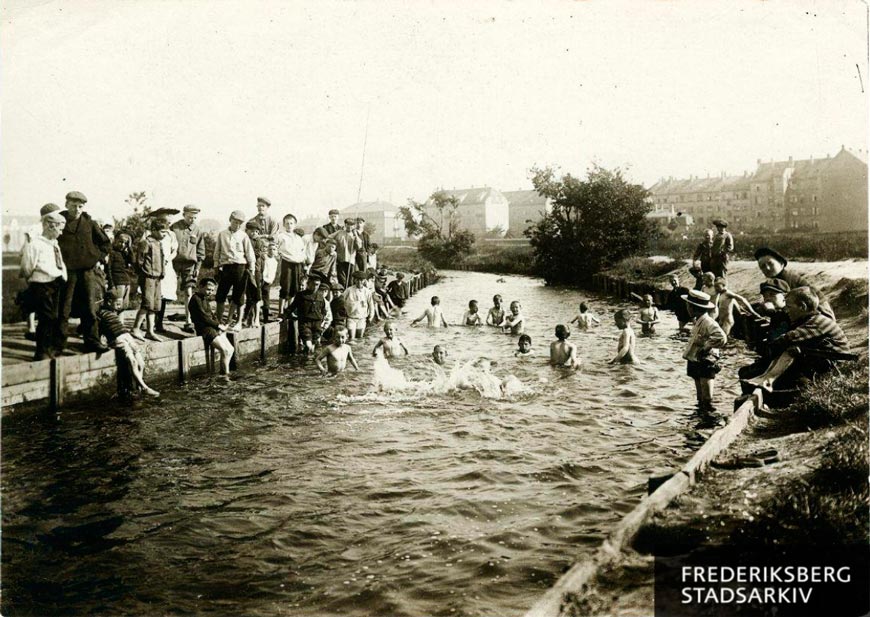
(2, 271, 744, 616)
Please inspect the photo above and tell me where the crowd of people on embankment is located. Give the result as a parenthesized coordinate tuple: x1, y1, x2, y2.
(653, 217, 851, 410)
(16, 199, 855, 409)
(17, 192, 416, 395)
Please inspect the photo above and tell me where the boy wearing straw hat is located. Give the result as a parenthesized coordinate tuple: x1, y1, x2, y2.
(682, 289, 727, 410)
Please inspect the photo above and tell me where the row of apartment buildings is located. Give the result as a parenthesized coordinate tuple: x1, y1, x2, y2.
(297, 188, 551, 245)
(647, 146, 868, 233)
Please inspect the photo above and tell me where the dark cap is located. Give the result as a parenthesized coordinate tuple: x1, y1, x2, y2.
(760, 278, 790, 294)
(712, 218, 728, 228)
(344, 218, 356, 225)
(257, 196, 271, 207)
(39, 203, 60, 216)
(754, 247, 788, 268)
(66, 191, 87, 204)
(328, 209, 341, 216)
(245, 220, 260, 231)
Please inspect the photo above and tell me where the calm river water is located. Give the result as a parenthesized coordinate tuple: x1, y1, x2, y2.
(2, 270, 745, 616)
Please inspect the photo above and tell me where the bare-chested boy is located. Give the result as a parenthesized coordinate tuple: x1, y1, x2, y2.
(609, 309, 637, 364)
(411, 296, 449, 328)
(638, 294, 660, 336)
(499, 300, 524, 335)
(486, 294, 505, 326)
(372, 320, 409, 358)
(570, 302, 600, 331)
(550, 324, 580, 368)
(315, 325, 360, 376)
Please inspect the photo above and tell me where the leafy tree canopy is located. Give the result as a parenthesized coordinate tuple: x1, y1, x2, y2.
(525, 165, 654, 285)
(399, 192, 475, 267)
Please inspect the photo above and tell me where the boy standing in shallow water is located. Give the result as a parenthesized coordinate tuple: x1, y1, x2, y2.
(682, 290, 727, 410)
(549, 325, 579, 367)
(609, 309, 637, 364)
(638, 294, 660, 336)
(499, 301, 524, 335)
(486, 294, 505, 326)
(570, 302, 600, 331)
(372, 321, 409, 358)
(463, 300, 483, 325)
(316, 325, 359, 376)
(412, 296, 449, 328)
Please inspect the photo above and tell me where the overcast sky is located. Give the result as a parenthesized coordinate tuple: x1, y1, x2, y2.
(1, 0, 867, 224)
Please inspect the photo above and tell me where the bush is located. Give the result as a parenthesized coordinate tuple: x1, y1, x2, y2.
(526, 166, 655, 285)
(398, 192, 476, 268)
(603, 257, 685, 281)
(460, 244, 535, 276)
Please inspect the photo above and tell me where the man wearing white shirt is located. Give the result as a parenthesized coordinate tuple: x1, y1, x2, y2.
(275, 213, 309, 317)
(20, 210, 68, 360)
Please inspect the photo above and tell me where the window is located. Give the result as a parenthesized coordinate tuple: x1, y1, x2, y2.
(791, 210, 799, 217)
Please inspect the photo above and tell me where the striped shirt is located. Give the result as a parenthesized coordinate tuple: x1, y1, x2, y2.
(772, 312, 849, 356)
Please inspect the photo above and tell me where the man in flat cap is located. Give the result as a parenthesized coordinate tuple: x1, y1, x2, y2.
(321, 209, 342, 236)
(332, 217, 364, 289)
(57, 190, 111, 353)
(710, 219, 734, 278)
(171, 205, 207, 332)
(20, 208, 68, 360)
(248, 197, 280, 240)
(213, 210, 256, 330)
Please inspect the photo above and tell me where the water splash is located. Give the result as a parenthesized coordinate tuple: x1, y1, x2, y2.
(364, 353, 532, 400)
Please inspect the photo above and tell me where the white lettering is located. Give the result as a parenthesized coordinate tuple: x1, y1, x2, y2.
(837, 567, 851, 583)
(798, 587, 813, 603)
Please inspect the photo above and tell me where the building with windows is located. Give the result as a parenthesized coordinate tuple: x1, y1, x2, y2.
(647, 173, 752, 229)
(423, 187, 509, 236)
(783, 147, 868, 232)
(649, 147, 868, 232)
(341, 201, 407, 244)
(501, 190, 551, 236)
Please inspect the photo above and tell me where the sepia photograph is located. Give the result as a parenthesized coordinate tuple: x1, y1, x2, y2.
(1, 1, 868, 616)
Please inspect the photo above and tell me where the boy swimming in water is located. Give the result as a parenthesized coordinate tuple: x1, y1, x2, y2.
(515, 334, 533, 357)
(499, 300, 524, 335)
(609, 309, 637, 364)
(549, 324, 580, 368)
(411, 296, 449, 328)
(463, 300, 483, 325)
(638, 294, 660, 336)
(315, 325, 359, 376)
(570, 302, 600, 331)
(432, 344, 448, 366)
(486, 294, 505, 326)
(371, 320, 409, 358)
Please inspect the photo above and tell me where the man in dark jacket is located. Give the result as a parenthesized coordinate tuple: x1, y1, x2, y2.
(57, 191, 111, 352)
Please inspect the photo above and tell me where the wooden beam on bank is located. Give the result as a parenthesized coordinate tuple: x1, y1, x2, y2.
(523, 393, 760, 617)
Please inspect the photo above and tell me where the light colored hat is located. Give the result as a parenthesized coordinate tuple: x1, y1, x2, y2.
(257, 196, 271, 207)
(42, 210, 66, 224)
(183, 204, 200, 214)
(681, 289, 715, 309)
(230, 210, 246, 221)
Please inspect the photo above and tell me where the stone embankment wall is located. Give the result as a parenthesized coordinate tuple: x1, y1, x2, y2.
(1, 272, 437, 413)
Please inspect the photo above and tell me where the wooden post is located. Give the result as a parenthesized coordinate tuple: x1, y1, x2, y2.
(49, 358, 62, 411)
(178, 341, 188, 383)
(227, 332, 238, 371)
(260, 325, 267, 361)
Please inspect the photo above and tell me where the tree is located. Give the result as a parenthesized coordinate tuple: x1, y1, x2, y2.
(114, 191, 151, 240)
(398, 192, 475, 267)
(525, 166, 654, 285)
